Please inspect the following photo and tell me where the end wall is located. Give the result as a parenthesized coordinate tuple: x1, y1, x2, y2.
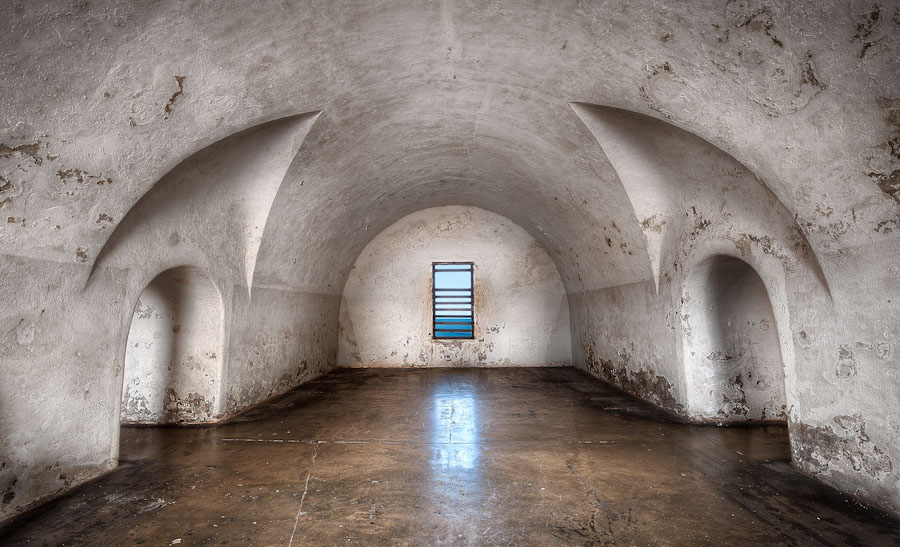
(338, 206, 572, 368)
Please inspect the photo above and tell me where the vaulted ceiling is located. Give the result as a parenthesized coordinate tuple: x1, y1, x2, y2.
(2, 1, 896, 300)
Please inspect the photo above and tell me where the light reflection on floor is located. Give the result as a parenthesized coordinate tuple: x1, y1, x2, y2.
(432, 385, 480, 472)
(429, 380, 485, 520)
(5, 368, 900, 546)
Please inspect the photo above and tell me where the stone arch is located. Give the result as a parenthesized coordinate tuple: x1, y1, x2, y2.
(120, 266, 224, 424)
(337, 205, 572, 368)
(681, 255, 787, 423)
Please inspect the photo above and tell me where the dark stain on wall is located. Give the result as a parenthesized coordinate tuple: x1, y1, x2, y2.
(851, 4, 883, 58)
(95, 213, 114, 228)
(792, 415, 893, 478)
(0, 175, 13, 209)
(870, 97, 900, 232)
(0, 142, 42, 166)
(163, 389, 213, 423)
(164, 76, 186, 119)
(718, 374, 749, 419)
(730, 232, 797, 266)
(707, 349, 735, 361)
(56, 168, 113, 186)
(638, 62, 680, 119)
(799, 51, 826, 96)
(836, 345, 858, 379)
(583, 342, 686, 416)
(794, 211, 851, 239)
(730, 3, 783, 48)
(2, 477, 16, 505)
(639, 214, 666, 233)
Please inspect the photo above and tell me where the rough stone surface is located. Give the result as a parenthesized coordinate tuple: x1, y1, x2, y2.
(1, 0, 899, 522)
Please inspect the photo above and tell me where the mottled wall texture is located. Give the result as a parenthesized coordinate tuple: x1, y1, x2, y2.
(338, 206, 572, 368)
(681, 255, 786, 422)
(121, 266, 224, 424)
(1, 0, 899, 523)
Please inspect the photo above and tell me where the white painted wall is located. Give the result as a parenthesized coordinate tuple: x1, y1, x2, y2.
(681, 256, 786, 421)
(338, 206, 571, 367)
(121, 266, 224, 424)
(570, 104, 816, 430)
(2, 0, 900, 521)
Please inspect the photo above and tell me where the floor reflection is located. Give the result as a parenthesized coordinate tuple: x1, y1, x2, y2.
(7, 368, 898, 547)
(429, 379, 484, 518)
(432, 386, 480, 471)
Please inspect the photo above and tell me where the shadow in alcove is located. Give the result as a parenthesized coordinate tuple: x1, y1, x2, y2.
(682, 254, 790, 434)
(120, 266, 223, 427)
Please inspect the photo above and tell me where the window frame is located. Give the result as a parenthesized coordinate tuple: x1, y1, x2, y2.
(432, 261, 475, 340)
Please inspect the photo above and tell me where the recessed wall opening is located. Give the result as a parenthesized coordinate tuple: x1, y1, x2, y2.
(682, 255, 787, 424)
(433, 262, 474, 339)
(120, 266, 224, 425)
(337, 206, 572, 367)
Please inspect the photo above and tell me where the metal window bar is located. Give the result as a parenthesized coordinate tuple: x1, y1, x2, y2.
(433, 262, 474, 339)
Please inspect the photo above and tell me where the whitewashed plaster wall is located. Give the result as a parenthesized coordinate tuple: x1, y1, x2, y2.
(0, 111, 336, 521)
(681, 256, 786, 422)
(1, 0, 899, 522)
(338, 206, 571, 368)
(121, 266, 224, 424)
(569, 105, 897, 513)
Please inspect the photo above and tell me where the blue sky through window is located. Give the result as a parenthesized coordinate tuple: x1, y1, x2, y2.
(434, 271, 472, 290)
(434, 263, 473, 338)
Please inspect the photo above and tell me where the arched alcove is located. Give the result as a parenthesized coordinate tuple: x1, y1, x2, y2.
(338, 206, 572, 367)
(681, 255, 787, 422)
(121, 266, 224, 424)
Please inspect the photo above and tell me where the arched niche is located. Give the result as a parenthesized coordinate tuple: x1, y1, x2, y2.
(121, 266, 224, 424)
(338, 205, 572, 368)
(681, 255, 787, 422)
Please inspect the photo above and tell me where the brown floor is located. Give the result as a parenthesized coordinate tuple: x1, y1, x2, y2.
(2, 367, 899, 546)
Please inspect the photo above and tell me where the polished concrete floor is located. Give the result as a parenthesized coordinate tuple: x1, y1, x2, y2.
(2, 367, 899, 546)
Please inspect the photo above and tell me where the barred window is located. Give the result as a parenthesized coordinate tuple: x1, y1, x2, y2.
(432, 263, 474, 339)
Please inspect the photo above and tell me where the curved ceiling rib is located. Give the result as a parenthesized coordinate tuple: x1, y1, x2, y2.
(570, 103, 673, 294)
(87, 112, 321, 293)
(572, 102, 831, 298)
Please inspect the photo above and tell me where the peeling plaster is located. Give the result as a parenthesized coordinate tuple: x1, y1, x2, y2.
(339, 206, 572, 368)
(1, 0, 899, 523)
